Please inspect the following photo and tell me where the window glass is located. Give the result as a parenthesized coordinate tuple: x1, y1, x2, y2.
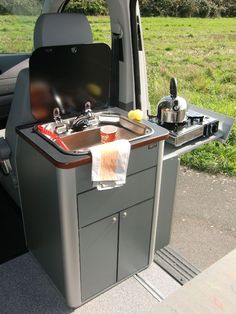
(0, 0, 43, 53)
(64, 0, 111, 47)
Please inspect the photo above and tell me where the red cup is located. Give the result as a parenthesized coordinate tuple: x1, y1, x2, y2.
(100, 125, 117, 144)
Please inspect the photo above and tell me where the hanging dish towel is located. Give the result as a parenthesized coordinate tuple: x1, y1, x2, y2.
(90, 139, 131, 190)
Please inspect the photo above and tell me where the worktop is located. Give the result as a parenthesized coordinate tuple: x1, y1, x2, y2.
(16, 107, 169, 169)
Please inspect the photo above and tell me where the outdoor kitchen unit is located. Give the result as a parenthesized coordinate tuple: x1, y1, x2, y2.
(16, 108, 168, 307)
(15, 43, 169, 307)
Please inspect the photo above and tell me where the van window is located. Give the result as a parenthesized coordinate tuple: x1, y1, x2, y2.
(0, 0, 43, 53)
(64, 0, 111, 47)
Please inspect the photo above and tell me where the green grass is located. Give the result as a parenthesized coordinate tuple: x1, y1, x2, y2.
(141, 17, 236, 176)
(0, 15, 37, 52)
(0, 16, 235, 175)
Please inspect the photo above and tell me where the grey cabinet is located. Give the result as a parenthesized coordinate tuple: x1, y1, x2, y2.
(80, 214, 118, 301)
(118, 199, 154, 281)
(77, 149, 157, 302)
(79, 199, 154, 301)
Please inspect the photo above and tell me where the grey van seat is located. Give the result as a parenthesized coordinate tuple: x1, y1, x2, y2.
(0, 13, 93, 206)
(34, 13, 93, 49)
(0, 68, 33, 205)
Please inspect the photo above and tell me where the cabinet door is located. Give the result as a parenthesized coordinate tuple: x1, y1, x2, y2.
(118, 199, 154, 281)
(80, 214, 118, 301)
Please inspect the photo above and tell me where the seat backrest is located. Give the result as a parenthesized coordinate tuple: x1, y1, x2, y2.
(5, 68, 33, 155)
(5, 13, 93, 171)
(34, 13, 93, 49)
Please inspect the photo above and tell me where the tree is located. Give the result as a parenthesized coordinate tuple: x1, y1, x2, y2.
(0, 0, 43, 15)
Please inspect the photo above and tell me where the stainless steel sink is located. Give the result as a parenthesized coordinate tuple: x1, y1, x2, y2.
(36, 112, 154, 155)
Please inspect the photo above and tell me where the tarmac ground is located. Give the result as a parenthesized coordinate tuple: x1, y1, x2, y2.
(170, 166, 236, 270)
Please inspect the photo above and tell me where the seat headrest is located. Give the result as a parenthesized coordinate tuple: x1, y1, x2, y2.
(34, 13, 93, 49)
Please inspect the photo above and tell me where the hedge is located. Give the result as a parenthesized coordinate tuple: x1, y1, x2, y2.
(0, 0, 43, 15)
(0, 0, 235, 17)
(139, 0, 236, 17)
(65, 0, 236, 17)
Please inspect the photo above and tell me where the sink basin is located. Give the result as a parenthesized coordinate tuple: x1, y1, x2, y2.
(36, 113, 154, 155)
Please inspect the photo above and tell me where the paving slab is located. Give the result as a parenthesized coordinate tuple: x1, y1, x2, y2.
(150, 249, 236, 314)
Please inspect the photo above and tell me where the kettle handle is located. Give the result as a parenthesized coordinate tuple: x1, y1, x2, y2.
(170, 77, 177, 99)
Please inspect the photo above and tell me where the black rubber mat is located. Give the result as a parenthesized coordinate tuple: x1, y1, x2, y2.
(0, 184, 27, 264)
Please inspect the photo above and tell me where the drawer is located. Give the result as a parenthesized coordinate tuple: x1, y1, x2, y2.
(77, 167, 156, 228)
(76, 144, 159, 194)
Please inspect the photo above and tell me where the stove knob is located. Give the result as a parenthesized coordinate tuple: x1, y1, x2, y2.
(212, 122, 219, 133)
(189, 117, 194, 125)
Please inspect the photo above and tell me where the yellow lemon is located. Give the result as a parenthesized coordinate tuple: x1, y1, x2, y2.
(128, 110, 136, 120)
(134, 109, 143, 121)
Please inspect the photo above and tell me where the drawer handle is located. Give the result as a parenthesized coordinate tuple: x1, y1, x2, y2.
(122, 212, 127, 218)
(112, 217, 117, 223)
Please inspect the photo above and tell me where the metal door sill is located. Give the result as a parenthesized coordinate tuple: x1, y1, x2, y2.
(154, 245, 200, 285)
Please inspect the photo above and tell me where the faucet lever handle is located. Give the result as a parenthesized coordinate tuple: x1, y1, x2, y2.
(85, 101, 91, 111)
(53, 107, 62, 124)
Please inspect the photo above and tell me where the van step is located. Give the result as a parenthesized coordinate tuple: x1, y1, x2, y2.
(154, 246, 200, 285)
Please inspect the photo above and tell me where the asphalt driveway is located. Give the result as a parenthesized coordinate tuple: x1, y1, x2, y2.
(170, 166, 236, 270)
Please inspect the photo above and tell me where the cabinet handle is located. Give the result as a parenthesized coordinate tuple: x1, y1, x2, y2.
(122, 212, 127, 218)
(112, 217, 117, 223)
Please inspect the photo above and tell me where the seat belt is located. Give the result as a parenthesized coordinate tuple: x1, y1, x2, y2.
(110, 28, 123, 107)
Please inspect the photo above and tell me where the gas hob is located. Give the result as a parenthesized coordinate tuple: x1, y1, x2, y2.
(150, 110, 219, 147)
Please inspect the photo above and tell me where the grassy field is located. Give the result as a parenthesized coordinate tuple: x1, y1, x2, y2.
(0, 16, 235, 175)
(142, 18, 236, 176)
(0, 16, 37, 52)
